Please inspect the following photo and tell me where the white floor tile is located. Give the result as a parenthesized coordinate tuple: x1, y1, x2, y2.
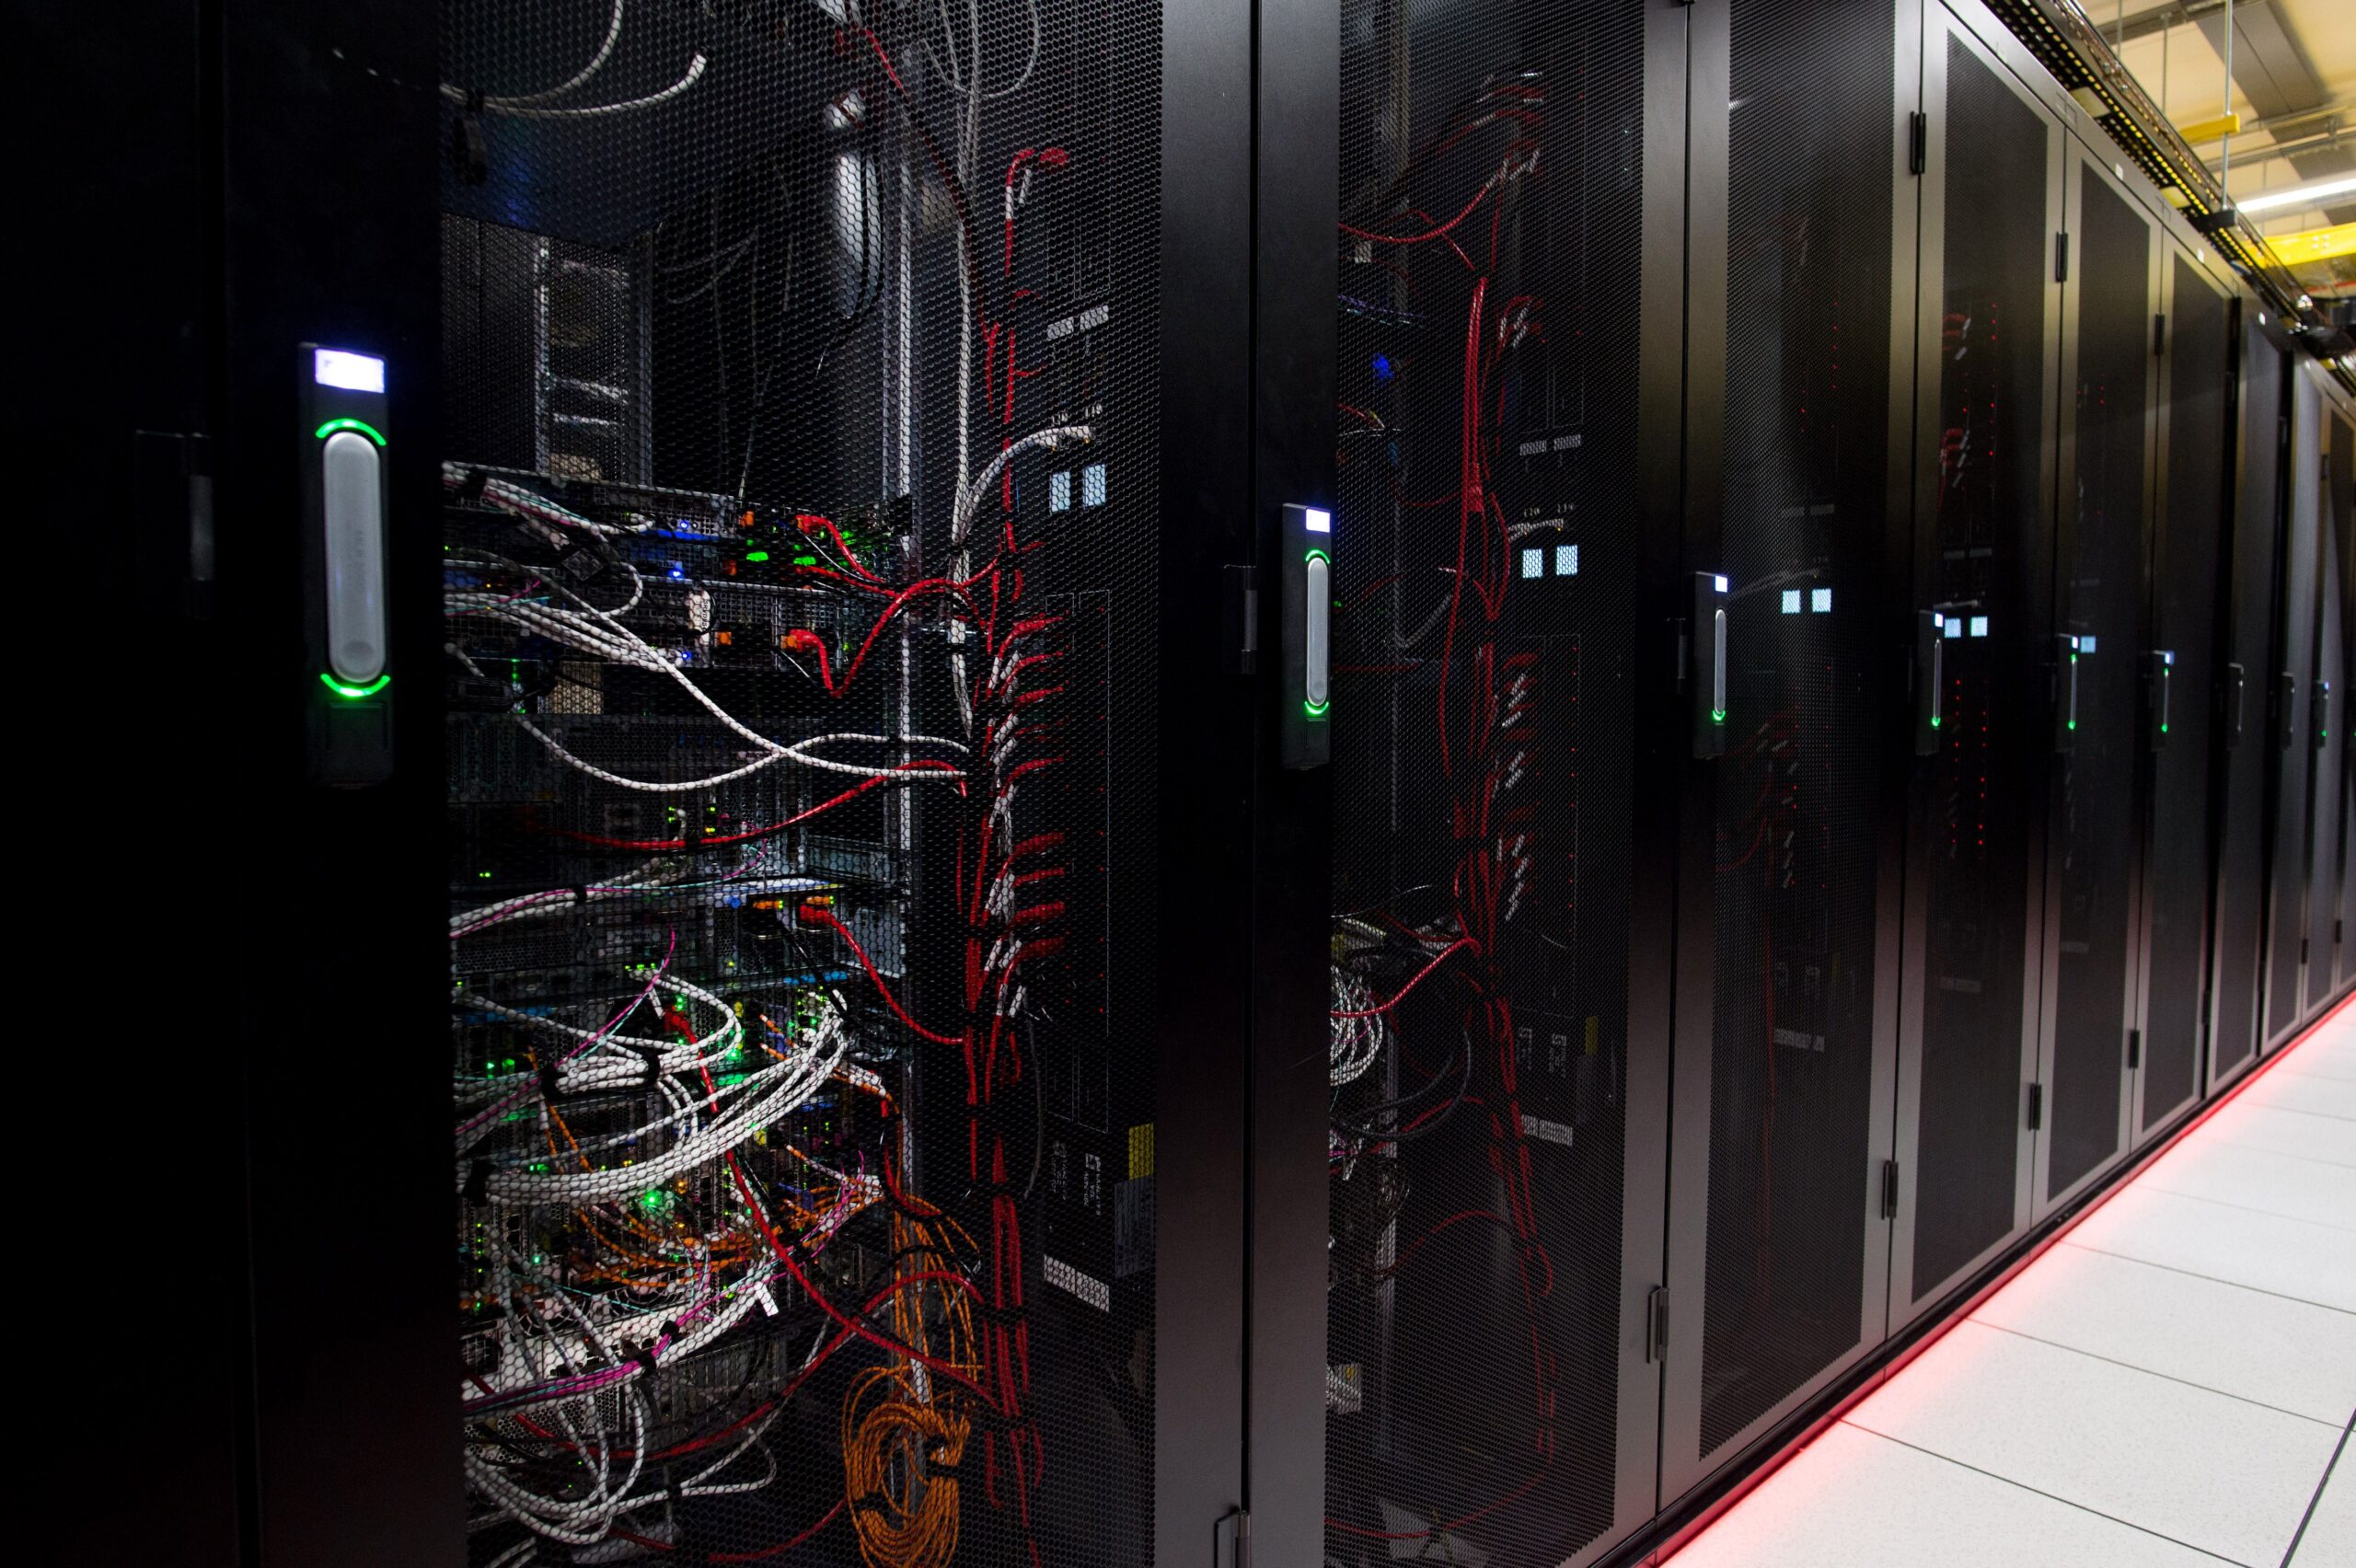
(1969, 1244, 2356, 1424)
(1664, 1422, 2227, 1568)
(2293, 1443, 2356, 1568)
(1845, 1320, 2342, 1565)
(2063, 1186, 2356, 1311)
(2189, 1099, 2356, 1169)
(2282, 1054, 2356, 1086)
(2138, 1136, 2356, 1233)
(2244, 1067, 2356, 1122)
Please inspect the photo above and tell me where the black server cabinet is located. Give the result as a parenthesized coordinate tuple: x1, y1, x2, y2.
(29, 4, 258, 1563)
(2336, 409, 2356, 997)
(1888, 0, 2064, 1329)
(2134, 246, 2235, 1141)
(2209, 306, 2290, 1091)
(1319, 0, 1686, 1562)
(2264, 368, 2327, 1051)
(2033, 147, 2156, 1215)
(103, 0, 1343, 1562)
(2304, 400, 2348, 1019)
(1657, 0, 1912, 1502)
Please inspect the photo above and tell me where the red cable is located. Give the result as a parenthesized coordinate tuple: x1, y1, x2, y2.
(1333, 936, 1478, 1018)
(797, 905, 967, 1046)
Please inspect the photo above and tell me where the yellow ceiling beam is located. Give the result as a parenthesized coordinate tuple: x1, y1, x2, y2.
(2267, 224, 2356, 268)
(2174, 111, 2244, 144)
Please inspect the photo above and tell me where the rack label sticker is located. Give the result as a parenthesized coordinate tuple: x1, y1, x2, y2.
(1044, 1254, 1110, 1312)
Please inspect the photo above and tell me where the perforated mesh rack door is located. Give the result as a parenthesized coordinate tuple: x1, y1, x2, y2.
(2337, 413, 2356, 996)
(2211, 313, 2284, 1086)
(1322, 0, 1663, 1559)
(2267, 373, 2323, 1046)
(2304, 441, 2345, 1018)
(1901, 19, 2054, 1304)
(437, 0, 1165, 1559)
(1689, 0, 1897, 1464)
(2040, 163, 2149, 1205)
(2140, 253, 2230, 1132)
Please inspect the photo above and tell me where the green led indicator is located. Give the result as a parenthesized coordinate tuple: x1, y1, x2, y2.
(313, 417, 387, 446)
(1711, 708, 1727, 724)
(791, 554, 818, 566)
(318, 671, 391, 699)
(745, 549, 770, 562)
(641, 1190, 667, 1212)
(1930, 715, 1943, 729)
(2068, 720, 2077, 731)
(1303, 698, 1330, 719)
(1305, 548, 1332, 565)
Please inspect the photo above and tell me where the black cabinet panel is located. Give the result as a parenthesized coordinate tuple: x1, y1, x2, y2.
(1904, 24, 2055, 1303)
(1677, 0, 1900, 1474)
(2267, 373, 2325, 1046)
(2211, 313, 2285, 1086)
(1322, 0, 1679, 1558)
(2042, 166, 2150, 1203)
(2140, 254, 2231, 1131)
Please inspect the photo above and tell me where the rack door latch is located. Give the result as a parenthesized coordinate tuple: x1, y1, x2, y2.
(1645, 1286, 1671, 1363)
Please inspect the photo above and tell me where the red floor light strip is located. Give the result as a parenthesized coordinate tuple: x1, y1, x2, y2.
(1650, 989, 2356, 1565)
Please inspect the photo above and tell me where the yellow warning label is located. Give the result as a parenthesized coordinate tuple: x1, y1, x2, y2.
(1127, 1123, 1156, 1181)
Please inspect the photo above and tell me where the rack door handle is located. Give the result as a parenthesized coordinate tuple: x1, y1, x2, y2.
(1692, 572, 1727, 758)
(2056, 635, 2081, 753)
(1280, 503, 1331, 769)
(1916, 610, 1946, 755)
(2148, 650, 2173, 751)
(2226, 661, 2246, 746)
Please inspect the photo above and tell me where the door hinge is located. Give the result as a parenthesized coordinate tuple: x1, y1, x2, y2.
(1219, 1508, 1251, 1568)
(1880, 1159, 1900, 1219)
(2027, 1082, 2044, 1131)
(1646, 1286, 1671, 1363)
(1909, 110, 1928, 175)
(2054, 231, 2070, 282)
(1222, 564, 1258, 674)
(2154, 311, 2167, 357)
(2127, 1028, 2141, 1069)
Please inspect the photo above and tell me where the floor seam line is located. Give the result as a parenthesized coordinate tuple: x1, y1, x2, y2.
(1831, 1421, 2257, 1566)
(1960, 1320, 2348, 1428)
(2055, 1240, 2356, 1316)
(2131, 1183, 2356, 1234)
(2278, 1411, 2352, 1566)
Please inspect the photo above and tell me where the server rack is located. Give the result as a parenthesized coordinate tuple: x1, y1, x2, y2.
(2134, 243, 2235, 1140)
(1318, 0, 1686, 1561)
(2034, 143, 2157, 1217)
(1657, 0, 1913, 1503)
(64, 0, 1344, 1561)
(2264, 368, 2327, 1051)
(1888, 0, 2065, 1331)
(2336, 408, 2356, 997)
(2304, 420, 2346, 1020)
(2209, 304, 2292, 1091)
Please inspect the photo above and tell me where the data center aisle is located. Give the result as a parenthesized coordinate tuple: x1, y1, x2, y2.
(1669, 1012, 2356, 1567)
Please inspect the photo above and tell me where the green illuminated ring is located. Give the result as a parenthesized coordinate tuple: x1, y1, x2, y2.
(1305, 548, 1332, 565)
(319, 672, 391, 699)
(315, 417, 387, 446)
(1711, 708, 1727, 723)
(1303, 699, 1330, 719)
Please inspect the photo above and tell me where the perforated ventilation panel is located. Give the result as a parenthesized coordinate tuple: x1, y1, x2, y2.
(1911, 34, 2048, 1299)
(2268, 375, 2322, 1043)
(2305, 467, 2345, 1016)
(2337, 414, 2356, 994)
(1697, 0, 1892, 1459)
(1324, 0, 1647, 1558)
(2044, 170, 2147, 1201)
(2211, 318, 2284, 1079)
(2141, 256, 2229, 1126)
(439, 0, 1162, 1561)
